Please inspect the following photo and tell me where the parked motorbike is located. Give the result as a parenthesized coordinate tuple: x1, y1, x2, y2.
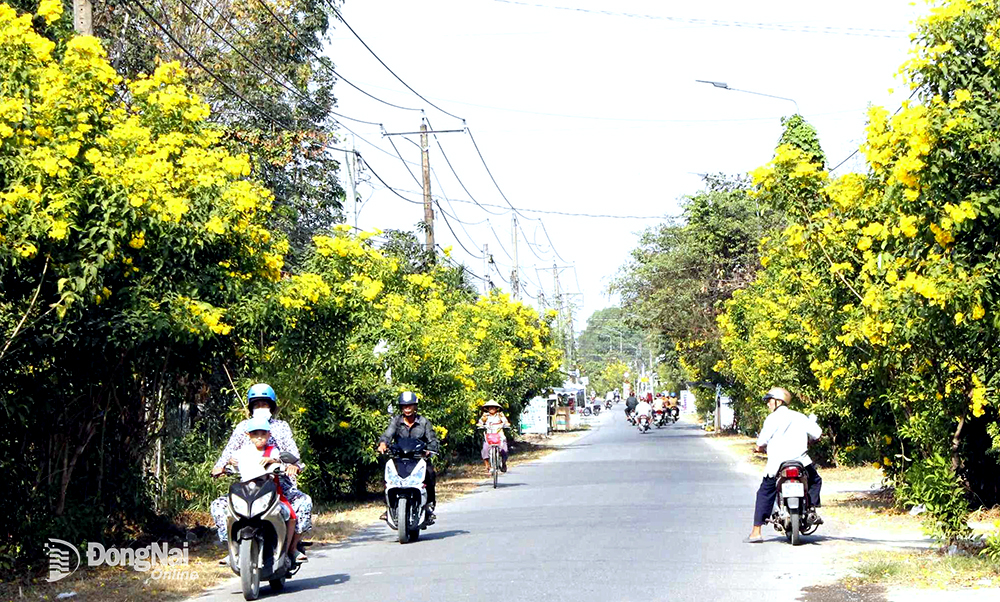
(224, 450, 303, 600)
(767, 461, 820, 545)
(383, 437, 434, 544)
(637, 413, 650, 433)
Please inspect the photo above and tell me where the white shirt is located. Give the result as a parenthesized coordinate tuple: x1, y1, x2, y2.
(635, 401, 653, 416)
(756, 405, 822, 477)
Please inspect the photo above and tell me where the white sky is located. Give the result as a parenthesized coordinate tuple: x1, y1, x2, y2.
(324, 0, 926, 330)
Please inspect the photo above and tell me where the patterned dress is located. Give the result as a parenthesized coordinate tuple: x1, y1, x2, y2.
(210, 418, 312, 542)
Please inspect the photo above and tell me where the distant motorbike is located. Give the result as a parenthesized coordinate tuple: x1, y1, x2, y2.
(383, 438, 435, 544)
(766, 461, 820, 545)
(637, 413, 650, 433)
(605, 400, 613, 410)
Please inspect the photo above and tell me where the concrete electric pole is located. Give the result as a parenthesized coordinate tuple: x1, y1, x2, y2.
(74, 0, 93, 35)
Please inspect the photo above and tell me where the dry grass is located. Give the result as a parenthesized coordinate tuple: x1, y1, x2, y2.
(0, 540, 234, 602)
(845, 549, 1000, 589)
(1, 432, 585, 602)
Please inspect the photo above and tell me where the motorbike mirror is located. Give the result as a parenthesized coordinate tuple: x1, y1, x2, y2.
(278, 451, 300, 464)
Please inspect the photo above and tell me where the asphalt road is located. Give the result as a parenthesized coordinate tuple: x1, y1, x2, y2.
(196, 407, 846, 602)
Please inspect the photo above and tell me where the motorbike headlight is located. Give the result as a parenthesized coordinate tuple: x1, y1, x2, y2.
(250, 492, 274, 517)
(230, 494, 249, 517)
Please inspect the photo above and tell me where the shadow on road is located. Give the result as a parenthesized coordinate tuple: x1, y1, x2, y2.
(282, 572, 351, 594)
(418, 529, 470, 541)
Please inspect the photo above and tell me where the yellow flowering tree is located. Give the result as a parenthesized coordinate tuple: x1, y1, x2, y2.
(230, 228, 562, 499)
(0, 3, 288, 564)
(719, 0, 1000, 540)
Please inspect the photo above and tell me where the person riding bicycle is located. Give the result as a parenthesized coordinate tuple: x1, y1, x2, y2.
(744, 387, 823, 544)
(377, 391, 440, 522)
(477, 400, 510, 475)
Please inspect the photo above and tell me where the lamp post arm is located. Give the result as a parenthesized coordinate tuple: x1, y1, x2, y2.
(727, 88, 800, 114)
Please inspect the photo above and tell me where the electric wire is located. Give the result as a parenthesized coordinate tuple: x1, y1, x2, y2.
(175, 0, 335, 130)
(486, 219, 514, 261)
(253, 0, 423, 113)
(192, 0, 400, 127)
(437, 207, 485, 259)
(128, 0, 315, 136)
(436, 245, 486, 282)
(323, 0, 466, 121)
(434, 200, 489, 258)
(492, 0, 907, 38)
(384, 131, 423, 187)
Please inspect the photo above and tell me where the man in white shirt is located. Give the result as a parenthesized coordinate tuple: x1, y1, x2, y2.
(634, 398, 653, 420)
(744, 387, 823, 543)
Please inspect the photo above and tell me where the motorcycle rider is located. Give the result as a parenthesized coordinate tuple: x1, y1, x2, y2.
(634, 395, 653, 424)
(210, 384, 312, 563)
(625, 392, 639, 420)
(744, 387, 823, 544)
(377, 391, 440, 523)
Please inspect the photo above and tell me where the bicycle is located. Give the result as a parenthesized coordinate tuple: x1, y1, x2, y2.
(478, 426, 506, 489)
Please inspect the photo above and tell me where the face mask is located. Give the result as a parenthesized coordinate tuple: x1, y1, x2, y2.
(252, 407, 272, 421)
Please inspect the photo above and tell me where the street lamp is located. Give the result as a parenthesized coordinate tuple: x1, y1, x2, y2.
(695, 79, 800, 114)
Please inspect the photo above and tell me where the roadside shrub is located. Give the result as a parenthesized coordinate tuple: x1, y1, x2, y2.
(896, 454, 971, 543)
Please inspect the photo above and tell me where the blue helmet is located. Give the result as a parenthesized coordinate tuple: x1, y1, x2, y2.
(247, 383, 277, 414)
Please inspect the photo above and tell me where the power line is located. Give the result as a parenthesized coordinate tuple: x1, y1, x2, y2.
(324, 0, 466, 121)
(128, 0, 309, 135)
(486, 219, 514, 261)
(437, 209, 485, 259)
(492, 0, 907, 38)
(251, 0, 422, 114)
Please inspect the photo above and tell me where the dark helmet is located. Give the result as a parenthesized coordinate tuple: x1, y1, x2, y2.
(397, 391, 419, 406)
(247, 383, 277, 414)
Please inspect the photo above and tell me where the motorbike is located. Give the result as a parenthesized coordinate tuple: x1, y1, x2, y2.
(654, 409, 667, 428)
(224, 450, 303, 600)
(626, 409, 637, 425)
(592, 403, 601, 416)
(637, 413, 650, 433)
(605, 400, 613, 410)
(383, 437, 434, 544)
(767, 460, 820, 545)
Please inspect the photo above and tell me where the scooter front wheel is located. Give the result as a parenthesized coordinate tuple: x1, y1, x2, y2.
(239, 538, 261, 601)
(397, 498, 411, 544)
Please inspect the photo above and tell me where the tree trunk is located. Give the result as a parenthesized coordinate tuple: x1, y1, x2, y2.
(55, 421, 98, 516)
(951, 415, 965, 475)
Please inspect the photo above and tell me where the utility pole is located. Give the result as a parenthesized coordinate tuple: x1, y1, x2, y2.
(420, 123, 434, 255)
(511, 215, 520, 300)
(553, 262, 567, 371)
(345, 148, 358, 230)
(483, 243, 490, 295)
(74, 0, 93, 35)
(382, 124, 463, 258)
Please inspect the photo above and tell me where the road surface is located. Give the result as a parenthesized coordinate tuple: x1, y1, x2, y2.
(195, 408, 848, 602)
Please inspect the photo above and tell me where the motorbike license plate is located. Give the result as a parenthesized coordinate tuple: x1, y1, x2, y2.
(781, 482, 805, 498)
